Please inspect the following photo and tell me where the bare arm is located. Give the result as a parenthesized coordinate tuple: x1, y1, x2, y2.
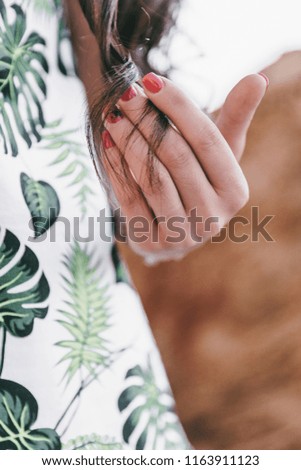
(63, 0, 102, 107)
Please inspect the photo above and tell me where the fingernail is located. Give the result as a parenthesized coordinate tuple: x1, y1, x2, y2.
(142, 73, 164, 93)
(106, 108, 123, 124)
(102, 130, 115, 149)
(121, 85, 137, 102)
(258, 73, 269, 88)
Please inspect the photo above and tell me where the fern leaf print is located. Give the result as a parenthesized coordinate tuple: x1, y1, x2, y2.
(63, 434, 125, 450)
(56, 242, 113, 385)
(42, 121, 95, 217)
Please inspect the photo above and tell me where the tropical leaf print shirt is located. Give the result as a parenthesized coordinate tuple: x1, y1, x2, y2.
(0, 0, 190, 450)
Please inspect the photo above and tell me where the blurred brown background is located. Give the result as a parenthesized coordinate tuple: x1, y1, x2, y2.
(119, 51, 301, 450)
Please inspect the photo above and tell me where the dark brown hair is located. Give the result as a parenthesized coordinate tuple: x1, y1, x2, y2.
(78, 0, 181, 202)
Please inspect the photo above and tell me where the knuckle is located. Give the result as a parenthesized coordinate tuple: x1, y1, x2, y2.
(227, 179, 250, 212)
(223, 109, 245, 129)
(123, 191, 138, 209)
(236, 180, 250, 207)
(169, 144, 190, 168)
(161, 236, 194, 252)
(128, 240, 163, 258)
(142, 169, 170, 196)
(207, 219, 224, 238)
(196, 128, 223, 152)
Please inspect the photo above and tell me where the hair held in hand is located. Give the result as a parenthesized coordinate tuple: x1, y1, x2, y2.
(79, 0, 181, 203)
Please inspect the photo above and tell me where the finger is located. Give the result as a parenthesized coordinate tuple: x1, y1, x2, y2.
(141, 73, 244, 193)
(216, 73, 268, 160)
(118, 84, 214, 210)
(104, 111, 186, 221)
(101, 130, 160, 251)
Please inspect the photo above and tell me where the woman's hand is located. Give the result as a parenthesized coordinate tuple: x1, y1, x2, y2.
(102, 72, 268, 263)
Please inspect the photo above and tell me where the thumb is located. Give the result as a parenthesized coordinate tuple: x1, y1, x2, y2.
(216, 73, 269, 161)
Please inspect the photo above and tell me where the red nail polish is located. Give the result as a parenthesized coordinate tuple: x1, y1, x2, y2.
(102, 130, 115, 149)
(258, 72, 269, 88)
(142, 73, 164, 93)
(121, 85, 137, 102)
(106, 109, 123, 124)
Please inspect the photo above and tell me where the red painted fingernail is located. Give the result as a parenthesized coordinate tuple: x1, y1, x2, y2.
(258, 72, 269, 88)
(102, 130, 115, 149)
(106, 108, 123, 124)
(142, 73, 164, 93)
(121, 85, 137, 102)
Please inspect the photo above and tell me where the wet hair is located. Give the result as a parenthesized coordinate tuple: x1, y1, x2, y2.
(78, 0, 181, 203)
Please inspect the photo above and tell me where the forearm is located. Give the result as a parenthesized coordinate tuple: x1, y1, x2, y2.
(63, 0, 103, 107)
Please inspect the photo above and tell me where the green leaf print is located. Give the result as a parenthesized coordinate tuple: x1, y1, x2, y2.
(56, 242, 112, 384)
(118, 360, 191, 450)
(30, 0, 56, 15)
(0, 379, 61, 449)
(0, 1, 48, 156)
(111, 244, 130, 284)
(64, 434, 125, 450)
(55, 2, 74, 77)
(0, 228, 50, 337)
(41, 121, 95, 217)
(20, 172, 60, 238)
(30, 0, 75, 76)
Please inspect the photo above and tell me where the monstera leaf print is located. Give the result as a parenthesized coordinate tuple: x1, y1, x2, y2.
(64, 434, 125, 450)
(31, 0, 75, 76)
(0, 228, 49, 337)
(118, 361, 191, 450)
(0, 0, 48, 156)
(0, 379, 61, 449)
(56, 242, 113, 384)
(21, 173, 60, 238)
(54, 1, 75, 76)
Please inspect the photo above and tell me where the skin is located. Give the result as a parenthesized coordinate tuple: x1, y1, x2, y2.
(65, 0, 268, 261)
